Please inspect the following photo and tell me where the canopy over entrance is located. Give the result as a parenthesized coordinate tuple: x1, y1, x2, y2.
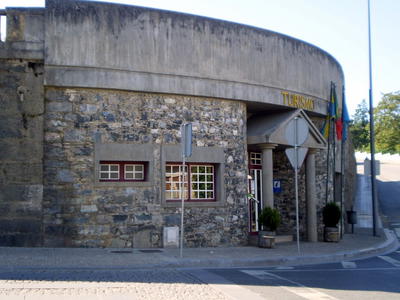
(247, 109, 326, 149)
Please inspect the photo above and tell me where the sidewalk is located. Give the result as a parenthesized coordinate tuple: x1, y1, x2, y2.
(0, 227, 397, 270)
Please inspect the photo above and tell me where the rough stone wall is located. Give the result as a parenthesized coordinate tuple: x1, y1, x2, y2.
(273, 151, 307, 239)
(0, 58, 44, 246)
(43, 87, 248, 247)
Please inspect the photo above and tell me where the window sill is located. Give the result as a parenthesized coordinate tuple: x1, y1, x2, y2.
(162, 200, 225, 208)
(94, 181, 153, 188)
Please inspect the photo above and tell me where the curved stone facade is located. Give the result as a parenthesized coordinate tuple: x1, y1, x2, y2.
(0, 0, 355, 248)
(44, 0, 343, 115)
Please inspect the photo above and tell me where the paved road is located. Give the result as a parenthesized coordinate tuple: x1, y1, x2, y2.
(0, 268, 231, 300)
(1, 249, 399, 300)
(192, 248, 400, 300)
(377, 161, 400, 237)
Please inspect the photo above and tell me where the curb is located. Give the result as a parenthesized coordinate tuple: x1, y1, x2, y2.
(0, 230, 397, 271)
(153, 229, 400, 269)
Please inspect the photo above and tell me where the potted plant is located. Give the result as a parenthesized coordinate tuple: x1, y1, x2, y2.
(322, 202, 341, 242)
(258, 206, 281, 248)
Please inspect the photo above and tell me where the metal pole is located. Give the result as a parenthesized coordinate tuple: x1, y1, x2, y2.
(368, 0, 378, 236)
(325, 121, 331, 205)
(325, 83, 332, 204)
(180, 126, 186, 258)
(340, 87, 346, 238)
(295, 117, 300, 255)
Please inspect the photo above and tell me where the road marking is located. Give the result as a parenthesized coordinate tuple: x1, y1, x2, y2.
(275, 266, 294, 270)
(394, 228, 400, 238)
(242, 270, 338, 300)
(378, 256, 400, 267)
(341, 261, 357, 269)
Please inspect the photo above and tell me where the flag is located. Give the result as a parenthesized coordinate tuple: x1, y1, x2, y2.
(336, 86, 350, 140)
(341, 87, 350, 141)
(321, 82, 338, 139)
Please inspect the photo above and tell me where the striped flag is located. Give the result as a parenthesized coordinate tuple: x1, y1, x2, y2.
(336, 86, 350, 140)
(321, 82, 338, 139)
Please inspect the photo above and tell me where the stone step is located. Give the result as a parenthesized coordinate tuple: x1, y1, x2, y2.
(248, 234, 293, 246)
(275, 235, 293, 243)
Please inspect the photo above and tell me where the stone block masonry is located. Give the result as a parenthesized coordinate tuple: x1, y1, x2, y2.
(43, 88, 249, 247)
(0, 59, 44, 246)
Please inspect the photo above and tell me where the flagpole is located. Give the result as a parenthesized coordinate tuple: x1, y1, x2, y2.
(332, 85, 337, 205)
(367, 0, 378, 237)
(340, 86, 346, 238)
(325, 82, 333, 204)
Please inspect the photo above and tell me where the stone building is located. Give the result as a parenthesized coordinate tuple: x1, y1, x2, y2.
(0, 0, 356, 248)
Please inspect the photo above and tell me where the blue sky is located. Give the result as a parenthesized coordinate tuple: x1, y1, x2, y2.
(1, 0, 399, 115)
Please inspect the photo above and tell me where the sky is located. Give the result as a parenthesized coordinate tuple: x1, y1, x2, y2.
(1, 0, 399, 116)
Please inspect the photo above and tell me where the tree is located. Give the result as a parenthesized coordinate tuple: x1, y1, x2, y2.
(374, 92, 400, 154)
(350, 99, 370, 151)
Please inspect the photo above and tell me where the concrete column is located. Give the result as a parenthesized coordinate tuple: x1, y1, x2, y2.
(306, 149, 318, 242)
(260, 144, 277, 208)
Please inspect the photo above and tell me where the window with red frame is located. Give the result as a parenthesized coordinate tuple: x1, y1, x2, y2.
(249, 152, 262, 167)
(165, 163, 215, 201)
(99, 161, 146, 182)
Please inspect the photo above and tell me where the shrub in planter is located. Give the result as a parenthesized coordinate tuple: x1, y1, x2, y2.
(259, 206, 281, 232)
(322, 202, 341, 242)
(258, 206, 281, 248)
(323, 202, 341, 227)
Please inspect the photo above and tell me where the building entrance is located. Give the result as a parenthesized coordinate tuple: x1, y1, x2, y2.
(248, 152, 263, 234)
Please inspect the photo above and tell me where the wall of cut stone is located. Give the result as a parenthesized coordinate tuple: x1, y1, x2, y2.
(0, 58, 44, 246)
(43, 87, 248, 247)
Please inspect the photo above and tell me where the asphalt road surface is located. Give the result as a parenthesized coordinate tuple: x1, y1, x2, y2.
(1, 250, 399, 300)
(377, 161, 400, 236)
(190, 249, 400, 299)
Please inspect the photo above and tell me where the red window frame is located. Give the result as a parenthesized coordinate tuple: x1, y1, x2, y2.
(249, 152, 262, 169)
(99, 161, 147, 182)
(165, 162, 216, 202)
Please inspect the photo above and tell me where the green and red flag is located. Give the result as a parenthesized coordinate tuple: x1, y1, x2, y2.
(321, 82, 338, 139)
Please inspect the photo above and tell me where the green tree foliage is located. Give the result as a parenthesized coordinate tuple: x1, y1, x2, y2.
(374, 92, 400, 154)
(350, 99, 370, 151)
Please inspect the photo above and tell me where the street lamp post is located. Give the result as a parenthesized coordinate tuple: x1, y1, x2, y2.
(368, 0, 378, 236)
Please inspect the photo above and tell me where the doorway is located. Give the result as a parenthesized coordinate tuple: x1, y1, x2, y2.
(248, 152, 263, 234)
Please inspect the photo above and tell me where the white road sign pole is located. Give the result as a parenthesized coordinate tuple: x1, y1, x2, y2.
(180, 123, 192, 258)
(294, 117, 300, 255)
(284, 115, 309, 256)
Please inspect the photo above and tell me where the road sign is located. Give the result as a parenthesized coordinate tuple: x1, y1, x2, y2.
(181, 123, 192, 158)
(285, 147, 308, 170)
(285, 117, 308, 146)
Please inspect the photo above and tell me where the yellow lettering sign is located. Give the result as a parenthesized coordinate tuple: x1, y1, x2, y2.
(281, 91, 315, 111)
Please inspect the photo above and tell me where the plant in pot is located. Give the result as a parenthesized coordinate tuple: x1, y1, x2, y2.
(258, 206, 281, 248)
(322, 202, 341, 242)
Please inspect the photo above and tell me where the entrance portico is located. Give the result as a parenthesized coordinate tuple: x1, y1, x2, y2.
(247, 109, 326, 241)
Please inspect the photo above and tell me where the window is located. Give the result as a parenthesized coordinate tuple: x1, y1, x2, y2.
(100, 163, 120, 180)
(165, 163, 215, 201)
(250, 152, 262, 166)
(99, 161, 146, 182)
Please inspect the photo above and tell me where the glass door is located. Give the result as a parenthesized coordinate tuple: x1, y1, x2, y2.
(249, 168, 263, 233)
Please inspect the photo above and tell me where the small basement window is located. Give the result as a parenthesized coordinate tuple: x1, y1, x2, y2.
(99, 161, 146, 182)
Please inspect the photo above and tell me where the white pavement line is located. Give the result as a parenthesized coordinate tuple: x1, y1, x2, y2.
(275, 266, 294, 270)
(378, 256, 400, 267)
(341, 261, 357, 269)
(242, 270, 338, 300)
(394, 228, 400, 238)
(187, 269, 265, 300)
